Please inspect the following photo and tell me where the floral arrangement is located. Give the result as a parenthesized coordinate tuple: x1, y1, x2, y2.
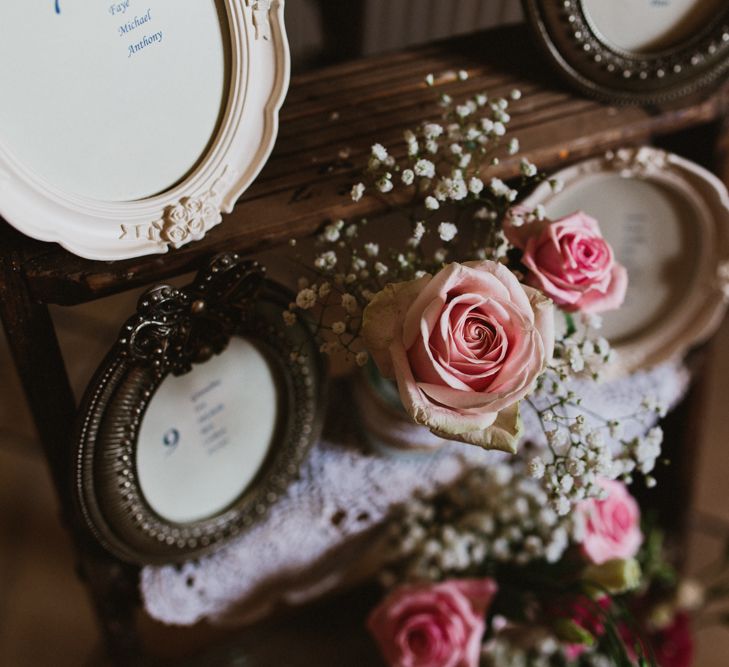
(365, 465, 722, 667)
(287, 72, 664, 517)
(274, 67, 729, 666)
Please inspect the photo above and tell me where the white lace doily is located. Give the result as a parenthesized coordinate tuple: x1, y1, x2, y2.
(141, 360, 690, 626)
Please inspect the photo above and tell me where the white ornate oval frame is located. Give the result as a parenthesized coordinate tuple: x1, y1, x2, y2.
(0, 1, 289, 261)
(522, 147, 729, 375)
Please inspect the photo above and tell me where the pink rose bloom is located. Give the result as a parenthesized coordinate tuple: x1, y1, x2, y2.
(362, 261, 554, 452)
(578, 480, 643, 565)
(504, 210, 628, 313)
(368, 579, 498, 667)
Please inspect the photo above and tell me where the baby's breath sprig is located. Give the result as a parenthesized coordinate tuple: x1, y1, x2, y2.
(293, 73, 547, 366)
(527, 313, 666, 514)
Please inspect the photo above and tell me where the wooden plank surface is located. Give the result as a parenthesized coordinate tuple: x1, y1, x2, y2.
(6, 25, 729, 306)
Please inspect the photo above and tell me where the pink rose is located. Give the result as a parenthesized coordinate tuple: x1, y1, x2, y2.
(504, 211, 627, 313)
(362, 261, 554, 452)
(368, 579, 498, 667)
(578, 480, 643, 565)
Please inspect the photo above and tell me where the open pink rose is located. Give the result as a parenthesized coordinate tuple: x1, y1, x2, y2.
(578, 480, 643, 565)
(504, 211, 627, 313)
(368, 579, 498, 667)
(362, 261, 554, 452)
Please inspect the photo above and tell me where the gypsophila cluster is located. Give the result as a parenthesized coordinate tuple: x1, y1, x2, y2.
(481, 630, 562, 667)
(525, 313, 666, 514)
(291, 75, 545, 366)
(381, 465, 578, 586)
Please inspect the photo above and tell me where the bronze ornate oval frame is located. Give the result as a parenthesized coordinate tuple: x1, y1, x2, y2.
(523, 0, 729, 104)
(73, 254, 325, 565)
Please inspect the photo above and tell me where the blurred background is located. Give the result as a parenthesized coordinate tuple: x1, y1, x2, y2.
(2, 1, 729, 665)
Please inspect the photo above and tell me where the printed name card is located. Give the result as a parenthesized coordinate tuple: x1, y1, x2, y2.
(581, 0, 725, 53)
(1, 1, 227, 201)
(137, 338, 279, 524)
(0, 1, 289, 260)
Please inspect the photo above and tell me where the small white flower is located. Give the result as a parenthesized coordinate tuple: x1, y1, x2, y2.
(438, 222, 458, 242)
(480, 118, 494, 133)
(364, 242, 379, 257)
(295, 288, 317, 310)
(414, 159, 436, 179)
(459, 154, 472, 169)
(492, 121, 506, 136)
(314, 250, 338, 270)
(435, 177, 468, 202)
(528, 457, 545, 479)
(455, 104, 471, 118)
(423, 123, 444, 139)
(510, 89, 522, 101)
(560, 474, 575, 493)
(374, 262, 388, 276)
(508, 138, 520, 155)
(433, 247, 448, 263)
(468, 177, 484, 195)
(489, 178, 509, 197)
(425, 196, 440, 210)
(458, 69, 469, 81)
(332, 321, 346, 335)
(424, 73, 434, 86)
(554, 496, 571, 516)
(350, 182, 365, 202)
(371, 143, 388, 161)
(282, 310, 297, 326)
(401, 169, 415, 185)
(450, 143, 463, 155)
(341, 293, 357, 314)
(410, 221, 426, 246)
(476, 93, 488, 106)
(520, 158, 538, 178)
(376, 175, 394, 193)
(596, 337, 611, 356)
(323, 223, 340, 242)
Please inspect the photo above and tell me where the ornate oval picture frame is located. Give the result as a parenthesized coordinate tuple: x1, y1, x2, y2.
(0, 1, 289, 260)
(74, 254, 324, 564)
(522, 0, 729, 103)
(522, 146, 729, 375)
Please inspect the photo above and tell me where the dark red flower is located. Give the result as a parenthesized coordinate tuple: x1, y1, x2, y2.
(651, 613, 693, 667)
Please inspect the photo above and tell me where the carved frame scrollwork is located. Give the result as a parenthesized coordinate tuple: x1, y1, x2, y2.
(523, 0, 729, 104)
(73, 253, 325, 564)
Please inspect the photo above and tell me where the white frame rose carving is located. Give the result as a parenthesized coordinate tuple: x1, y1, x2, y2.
(0, 0, 289, 260)
(523, 147, 729, 375)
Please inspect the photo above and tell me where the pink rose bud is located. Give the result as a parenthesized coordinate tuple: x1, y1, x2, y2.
(577, 479, 643, 565)
(367, 578, 498, 667)
(504, 210, 628, 313)
(362, 261, 555, 452)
